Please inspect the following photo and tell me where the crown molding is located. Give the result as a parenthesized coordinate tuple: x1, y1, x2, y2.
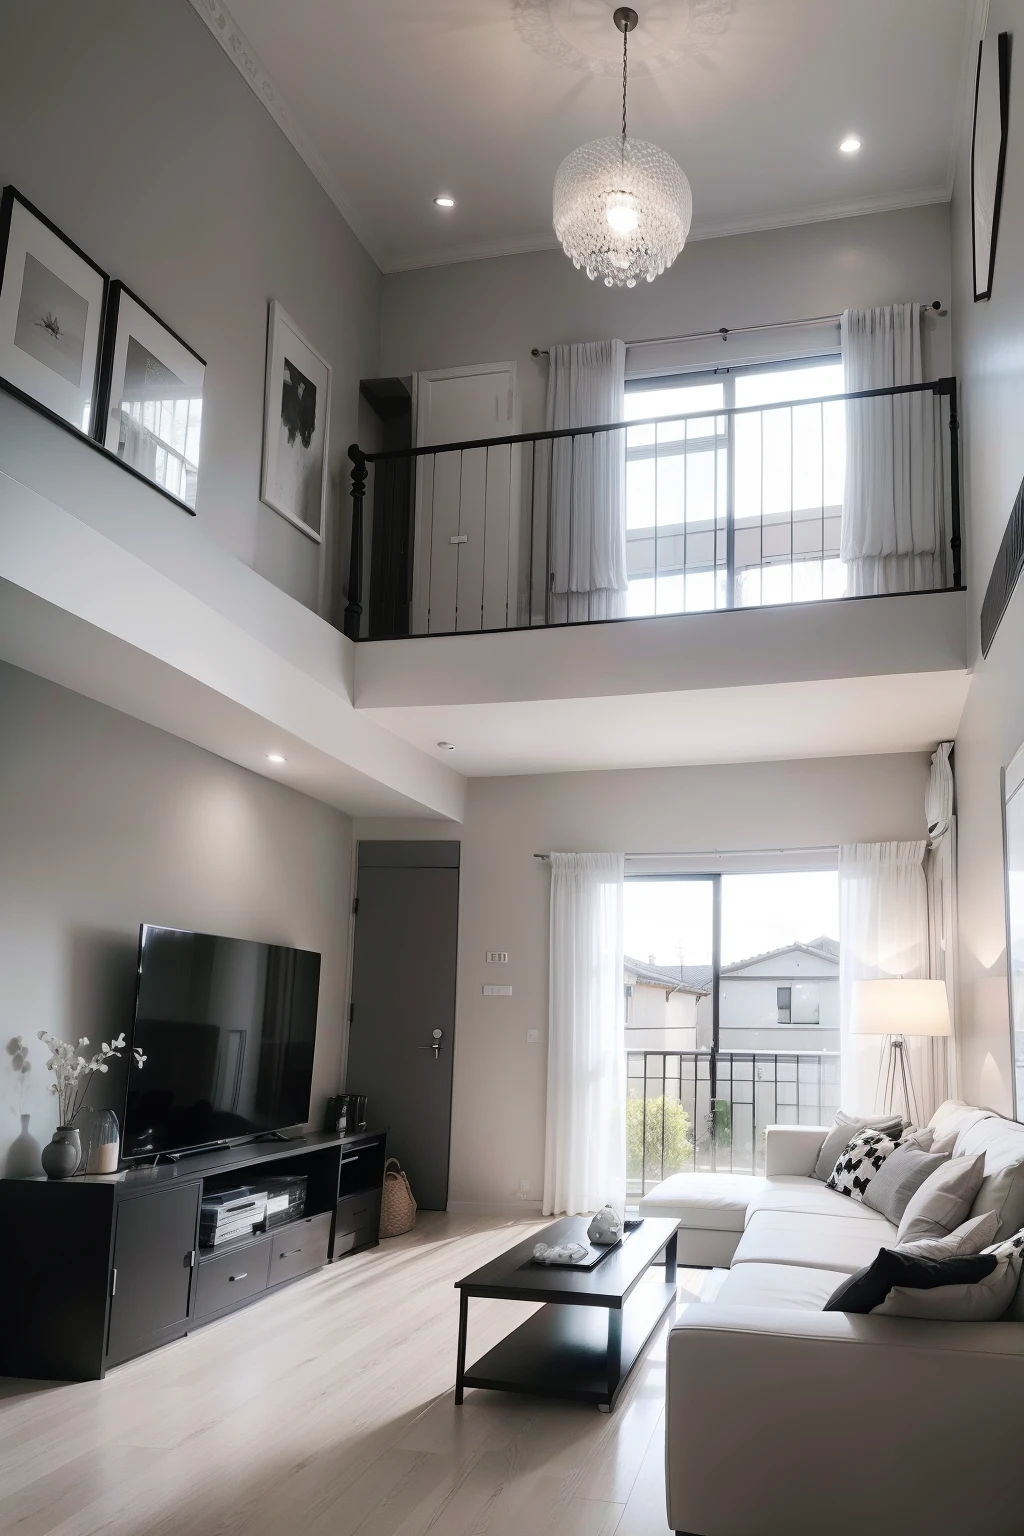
(382, 187, 952, 275)
(186, 0, 385, 271)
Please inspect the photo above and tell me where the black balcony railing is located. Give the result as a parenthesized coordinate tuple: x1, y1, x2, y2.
(344, 378, 962, 640)
(626, 1048, 840, 1194)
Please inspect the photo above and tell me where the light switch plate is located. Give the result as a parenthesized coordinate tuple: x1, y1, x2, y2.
(526, 1028, 541, 1043)
(483, 984, 512, 996)
(486, 951, 508, 963)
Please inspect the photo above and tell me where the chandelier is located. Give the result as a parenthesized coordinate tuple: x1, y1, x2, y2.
(552, 7, 692, 287)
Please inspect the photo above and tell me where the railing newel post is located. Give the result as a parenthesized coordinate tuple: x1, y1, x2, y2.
(344, 444, 367, 642)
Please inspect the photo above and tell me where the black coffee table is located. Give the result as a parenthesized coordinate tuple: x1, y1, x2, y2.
(454, 1215, 678, 1411)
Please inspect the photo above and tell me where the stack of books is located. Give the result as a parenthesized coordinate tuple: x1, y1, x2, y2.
(199, 1187, 268, 1248)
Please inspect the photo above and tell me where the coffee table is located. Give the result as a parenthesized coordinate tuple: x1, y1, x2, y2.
(454, 1215, 678, 1411)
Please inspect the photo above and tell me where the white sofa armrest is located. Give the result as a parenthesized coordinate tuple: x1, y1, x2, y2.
(666, 1306, 1024, 1536)
(763, 1123, 828, 1177)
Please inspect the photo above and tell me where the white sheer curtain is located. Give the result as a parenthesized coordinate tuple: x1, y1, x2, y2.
(545, 341, 628, 622)
(840, 305, 945, 596)
(925, 742, 960, 1109)
(543, 852, 625, 1217)
(839, 842, 929, 1116)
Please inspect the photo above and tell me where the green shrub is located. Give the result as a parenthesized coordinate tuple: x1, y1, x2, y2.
(627, 1094, 691, 1186)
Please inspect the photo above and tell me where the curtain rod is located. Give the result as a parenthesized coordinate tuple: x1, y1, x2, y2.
(534, 844, 840, 860)
(530, 302, 946, 359)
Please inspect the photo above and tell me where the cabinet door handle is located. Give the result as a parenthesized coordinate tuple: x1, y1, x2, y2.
(228, 1273, 247, 1282)
(279, 1248, 302, 1257)
(340, 1155, 360, 1165)
(189, 1249, 196, 1268)
(110, 1267, 117, 1297)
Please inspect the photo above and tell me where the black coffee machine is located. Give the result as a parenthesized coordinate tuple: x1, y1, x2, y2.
(324, 1094, 368, 1134)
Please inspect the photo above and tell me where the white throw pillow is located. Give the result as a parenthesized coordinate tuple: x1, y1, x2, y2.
(871, 1250, 1021, 1320)
(896, 1154, 986, 1244)
(897, 1210, 999, 1260)
(826, 1128, 915, 1203)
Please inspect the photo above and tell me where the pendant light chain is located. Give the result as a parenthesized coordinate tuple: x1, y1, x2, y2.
(621, 24, 629, 145)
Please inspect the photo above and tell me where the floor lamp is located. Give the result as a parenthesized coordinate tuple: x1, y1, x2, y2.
(851, 978, 952, 1125)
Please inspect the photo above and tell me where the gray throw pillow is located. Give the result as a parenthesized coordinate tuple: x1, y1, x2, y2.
(813, 1111, 904, 1182)
(863, 1143, 951, 1223)
(897, 1210, 999, 1260)
(896, 1154, 986, 1244)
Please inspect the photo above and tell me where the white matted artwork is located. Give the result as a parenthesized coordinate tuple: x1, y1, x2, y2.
(0, 186, 107, 432)
(98, 283, 205, 511)
(261, 301, 331, 543)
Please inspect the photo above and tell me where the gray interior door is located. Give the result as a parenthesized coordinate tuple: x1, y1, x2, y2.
(346, 842, 459, 1210)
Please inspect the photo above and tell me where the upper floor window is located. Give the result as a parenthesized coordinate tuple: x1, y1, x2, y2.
(623, 356, 846, 617)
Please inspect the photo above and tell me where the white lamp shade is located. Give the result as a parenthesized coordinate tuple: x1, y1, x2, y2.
(851, 978, 952, 1037)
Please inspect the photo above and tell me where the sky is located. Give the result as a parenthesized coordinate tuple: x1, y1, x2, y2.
(624, 872, 840, 968)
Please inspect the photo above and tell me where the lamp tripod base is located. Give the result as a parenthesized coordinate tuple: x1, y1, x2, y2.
(876, 1034, 920, 1125)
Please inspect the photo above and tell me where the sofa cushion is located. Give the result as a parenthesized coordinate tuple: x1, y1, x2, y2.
(638, 1171, 766, 1232)
(872, 1252, 1021, 1320)
(863, 1143, 951, 1223)
(895, 1155, 986, 1245)
(898, 1210, 999, 1260)
(824, 1249, 999, 1314)
(747, 1177, 890, 1224)
(713, 1261, 841, 1312)
(732, 1209, 897, 1274)
(812, 1111, 905, 1181)
(952, 1115, 1024, 1236)
(929, 1098, 994, 1141)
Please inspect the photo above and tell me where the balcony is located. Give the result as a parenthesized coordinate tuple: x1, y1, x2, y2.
(626, 1048, 840, 1195)
(344, 378, 962, 642)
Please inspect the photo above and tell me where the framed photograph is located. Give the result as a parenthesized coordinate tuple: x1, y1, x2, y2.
(972, 30, 1011, 302)
(96, 283, 205, 512)
(0, 186, 108, 433)
(261, 300, 331, 543)
(1004, 749, 1024, 1120)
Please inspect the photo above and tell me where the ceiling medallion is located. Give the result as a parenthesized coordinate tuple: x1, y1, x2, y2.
(553, 8, 692, 287)
(512, 0, 730, 79)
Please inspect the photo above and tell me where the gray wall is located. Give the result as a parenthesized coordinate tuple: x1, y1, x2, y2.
(949, 0, 1024, 1115)
(380, 204, 953, 435)
(0, 0, 381, 619)
(0, 661, 353, 1176)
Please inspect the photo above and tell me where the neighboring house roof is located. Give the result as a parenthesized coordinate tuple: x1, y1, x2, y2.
(624, 955, 712, 995)
(626, 937, 840, 992)
(721, 937, 840, 975)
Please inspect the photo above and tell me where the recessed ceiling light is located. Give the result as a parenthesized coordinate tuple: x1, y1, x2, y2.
(437, 741, 456, 751)
(434, 195, 455, 208)
(839, 136, 862, 154)
(266, 753, 286, 764)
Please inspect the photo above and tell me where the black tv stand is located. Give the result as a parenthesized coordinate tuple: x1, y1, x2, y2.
(249, 1129, 293, 1143)
(157, 1139, 231, 1164)
(0, 1127, 387, 1381)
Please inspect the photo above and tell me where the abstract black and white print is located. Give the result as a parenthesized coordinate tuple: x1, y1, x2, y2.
(826, 1128, 908, 1202)
(13, 252, 87, 387)
(261, 303, 330, 541)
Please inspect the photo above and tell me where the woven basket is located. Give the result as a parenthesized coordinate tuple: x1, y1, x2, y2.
(379, 1157, 417, 1238)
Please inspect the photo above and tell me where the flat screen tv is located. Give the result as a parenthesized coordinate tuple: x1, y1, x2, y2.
(122, 925, 321, 1160)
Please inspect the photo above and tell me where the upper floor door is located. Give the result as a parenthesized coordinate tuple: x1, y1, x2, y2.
(412, 361, 520, 634)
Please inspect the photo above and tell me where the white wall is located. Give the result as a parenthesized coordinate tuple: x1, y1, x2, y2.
(0, 661, 353, 1176)
(356, 751, 929, 1209)
(380, 205, 953, 436)
(948, 0, 1024, 1115)
(0, 0, 381, 620)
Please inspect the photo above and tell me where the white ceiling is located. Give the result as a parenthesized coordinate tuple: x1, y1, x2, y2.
(363, 670, 971, 777)
(200, 0, 978, 272)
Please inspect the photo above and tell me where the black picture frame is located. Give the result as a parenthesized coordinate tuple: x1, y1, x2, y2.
(972, 31, 1012, 303)
(95, 281, 207, 512)
(0, 184, 109, 433)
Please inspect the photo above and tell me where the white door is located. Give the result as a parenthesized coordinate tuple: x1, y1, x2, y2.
(413, 362, 520, 634)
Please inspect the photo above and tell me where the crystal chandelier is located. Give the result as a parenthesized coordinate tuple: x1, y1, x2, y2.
(553, 7, 692, 287)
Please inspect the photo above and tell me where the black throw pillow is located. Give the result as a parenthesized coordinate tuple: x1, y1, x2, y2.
(824, 1247, 998, 1314)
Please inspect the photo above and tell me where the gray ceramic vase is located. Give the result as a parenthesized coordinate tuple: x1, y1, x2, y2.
(41, 1125, 81, 1179)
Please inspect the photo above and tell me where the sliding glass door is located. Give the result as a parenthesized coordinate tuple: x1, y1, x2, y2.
(625, 867, 840, 1193)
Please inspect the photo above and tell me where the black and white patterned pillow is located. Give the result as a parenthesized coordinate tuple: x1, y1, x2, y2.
(983, 1226, 1024, 1259)
(826, 1128, 911, 1202)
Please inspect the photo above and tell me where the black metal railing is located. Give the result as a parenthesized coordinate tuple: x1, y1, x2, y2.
(344, 378, 962, 640)
(626, 1048, 840, 1194)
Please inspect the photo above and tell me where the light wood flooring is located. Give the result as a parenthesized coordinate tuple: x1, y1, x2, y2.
(0, 1213, 705, 1536)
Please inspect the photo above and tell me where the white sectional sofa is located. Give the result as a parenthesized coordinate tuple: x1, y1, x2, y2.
(638, 1101, 1024, 1536)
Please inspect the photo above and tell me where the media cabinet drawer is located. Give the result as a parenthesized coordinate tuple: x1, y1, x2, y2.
(268, 1212, 332, 1286)
(333, 1225, 377, 1260)
(195, 1236, 271, 1319)
(335, 1190, 381, 1238)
